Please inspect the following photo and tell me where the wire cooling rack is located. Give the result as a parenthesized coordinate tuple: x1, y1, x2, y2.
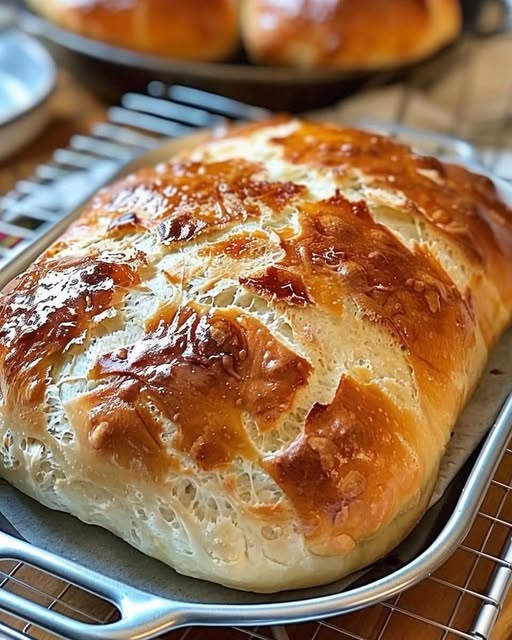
(1, 37, 512, 640)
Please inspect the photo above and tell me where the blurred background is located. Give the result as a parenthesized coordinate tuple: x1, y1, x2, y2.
(1, 2, 512, 640)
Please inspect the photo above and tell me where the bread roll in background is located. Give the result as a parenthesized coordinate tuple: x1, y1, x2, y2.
(243, 0, 462, 69)
(27, 0, 240, 61)
(1, 119, 511, 592)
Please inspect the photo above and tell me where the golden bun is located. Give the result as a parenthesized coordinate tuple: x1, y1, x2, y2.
(243, 0, 462, 69)
(27, 0, 240, 61)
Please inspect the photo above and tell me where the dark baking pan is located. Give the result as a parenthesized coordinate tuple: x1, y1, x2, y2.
(14, 0, 485, 111)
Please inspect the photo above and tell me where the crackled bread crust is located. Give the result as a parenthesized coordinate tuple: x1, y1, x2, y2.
(1, 119, 511, 592)
(27, 0, 240, 61)
(243, 0, 462, 69)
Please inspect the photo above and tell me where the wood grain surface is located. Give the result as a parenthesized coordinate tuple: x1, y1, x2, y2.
(493, 590, 512, 640)
(0, 70, 511, 640)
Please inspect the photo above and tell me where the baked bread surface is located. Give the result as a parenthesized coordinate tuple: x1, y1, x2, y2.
(26, 0, 240, 61)
(1, 119, 511, 592)
(243, 0, 462, 68)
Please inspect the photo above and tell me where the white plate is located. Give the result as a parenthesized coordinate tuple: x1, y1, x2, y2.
(0, 27, 56, 161)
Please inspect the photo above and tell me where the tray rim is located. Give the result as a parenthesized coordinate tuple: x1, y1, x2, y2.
(0, 128, 511, 640)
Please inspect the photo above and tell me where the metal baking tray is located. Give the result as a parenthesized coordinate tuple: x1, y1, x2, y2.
(10, 0, 486, 110)
(0, 92, 512, 639)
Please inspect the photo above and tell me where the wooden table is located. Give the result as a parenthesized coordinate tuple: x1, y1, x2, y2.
(1, 71, 512, 640)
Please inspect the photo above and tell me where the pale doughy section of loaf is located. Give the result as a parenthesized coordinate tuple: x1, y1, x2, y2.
(1, 119, 511, 592)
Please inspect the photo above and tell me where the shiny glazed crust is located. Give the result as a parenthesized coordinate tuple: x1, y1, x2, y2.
(243, 0, 462, 69)
(26, 0, 240, 61)
(1, 119, 512, 592)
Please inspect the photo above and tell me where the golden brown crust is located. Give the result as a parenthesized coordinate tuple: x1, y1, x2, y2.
(78, 158, 306, 246)
(27, 0, 240, 61)
(265, 375, 421, 555)
(1, 119, 511, 591)
(268, 121, 512, 344)
(0, 252, 143, 431)
(86, 304, 310, 473)
(273, 124, 512, 279)
(243, 0, 462, 69)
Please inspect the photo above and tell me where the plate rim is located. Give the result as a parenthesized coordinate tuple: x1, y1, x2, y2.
(0, 27, 56, 129)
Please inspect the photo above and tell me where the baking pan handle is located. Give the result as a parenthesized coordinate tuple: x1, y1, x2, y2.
(0, 532, 195, 640)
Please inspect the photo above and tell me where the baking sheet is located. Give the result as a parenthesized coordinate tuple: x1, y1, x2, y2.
(1, 328, 511, 605)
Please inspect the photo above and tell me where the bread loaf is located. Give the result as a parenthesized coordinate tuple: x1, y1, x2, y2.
(1, 119, 511, 592)
(243, 0, 462, 69)
(26, 0, 240, 62)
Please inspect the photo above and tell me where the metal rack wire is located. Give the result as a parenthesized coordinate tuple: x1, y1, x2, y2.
(1, 33, 512, 640)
